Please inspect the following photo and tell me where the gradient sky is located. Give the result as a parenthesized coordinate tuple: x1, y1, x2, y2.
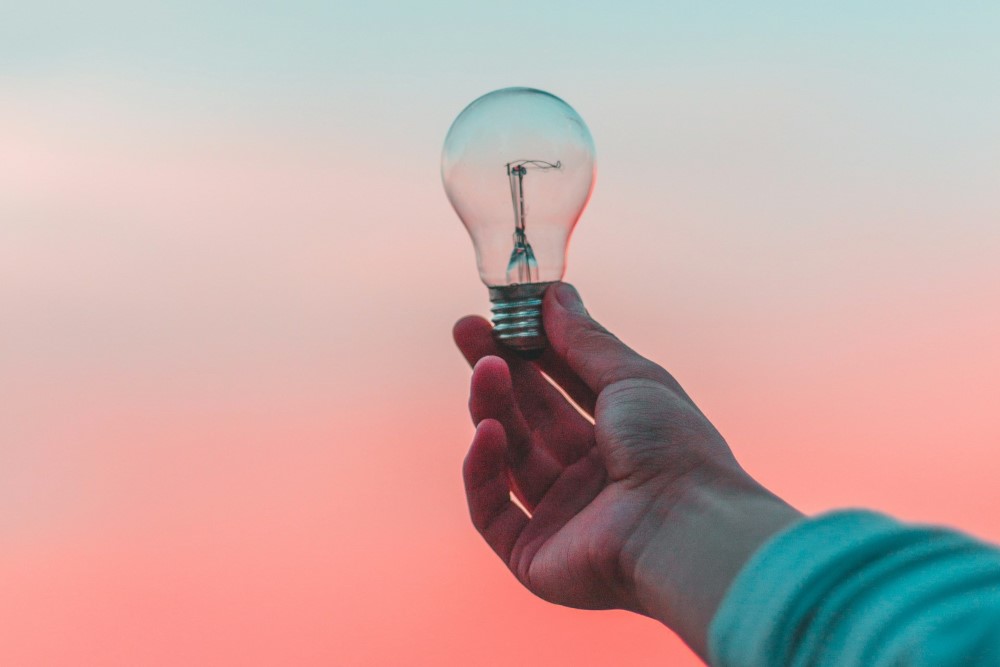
(2, 3, 999, 665)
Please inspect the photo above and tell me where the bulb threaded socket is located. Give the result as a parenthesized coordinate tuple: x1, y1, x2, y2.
(488, 282, 554, 358)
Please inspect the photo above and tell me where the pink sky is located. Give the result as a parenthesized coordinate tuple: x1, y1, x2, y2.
(3, 5, 999, 664)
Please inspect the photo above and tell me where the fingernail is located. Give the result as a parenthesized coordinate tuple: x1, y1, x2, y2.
(554, 283, 586, 315)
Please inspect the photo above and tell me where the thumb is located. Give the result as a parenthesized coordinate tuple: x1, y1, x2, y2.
(543, 283, 667, 395)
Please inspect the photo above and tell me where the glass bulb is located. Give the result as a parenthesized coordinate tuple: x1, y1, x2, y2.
(442, 87, 596, 355)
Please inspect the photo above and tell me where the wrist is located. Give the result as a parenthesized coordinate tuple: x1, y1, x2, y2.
(625, 465, 803, 660)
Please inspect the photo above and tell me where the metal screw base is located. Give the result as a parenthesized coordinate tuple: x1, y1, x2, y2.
(488, 282, 554, 358)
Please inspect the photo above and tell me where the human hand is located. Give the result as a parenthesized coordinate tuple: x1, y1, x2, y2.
(455, 283, 800, 656)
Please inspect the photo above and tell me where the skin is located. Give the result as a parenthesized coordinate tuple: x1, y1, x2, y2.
(454, 282, 803, 662)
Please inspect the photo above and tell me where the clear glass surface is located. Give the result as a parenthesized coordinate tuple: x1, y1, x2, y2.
(442, 87, 596, 287)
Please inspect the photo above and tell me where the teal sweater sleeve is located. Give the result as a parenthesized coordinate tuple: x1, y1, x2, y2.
(707, 510, 1000, 666)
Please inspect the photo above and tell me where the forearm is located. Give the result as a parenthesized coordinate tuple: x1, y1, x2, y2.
(628, 468, 803, 661)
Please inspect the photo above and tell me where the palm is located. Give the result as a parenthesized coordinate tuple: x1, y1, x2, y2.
(455, 314, 695, 612)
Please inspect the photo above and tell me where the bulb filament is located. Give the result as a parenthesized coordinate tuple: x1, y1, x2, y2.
(505, 159, 561, 284)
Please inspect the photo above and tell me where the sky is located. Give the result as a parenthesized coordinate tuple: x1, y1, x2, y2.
(2, 2, 999, 665)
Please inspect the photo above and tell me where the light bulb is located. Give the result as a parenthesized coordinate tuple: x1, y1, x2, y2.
(442, 87, 596, 356)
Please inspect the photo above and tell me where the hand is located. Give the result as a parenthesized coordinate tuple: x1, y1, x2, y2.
(455, 283, 801, 659)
